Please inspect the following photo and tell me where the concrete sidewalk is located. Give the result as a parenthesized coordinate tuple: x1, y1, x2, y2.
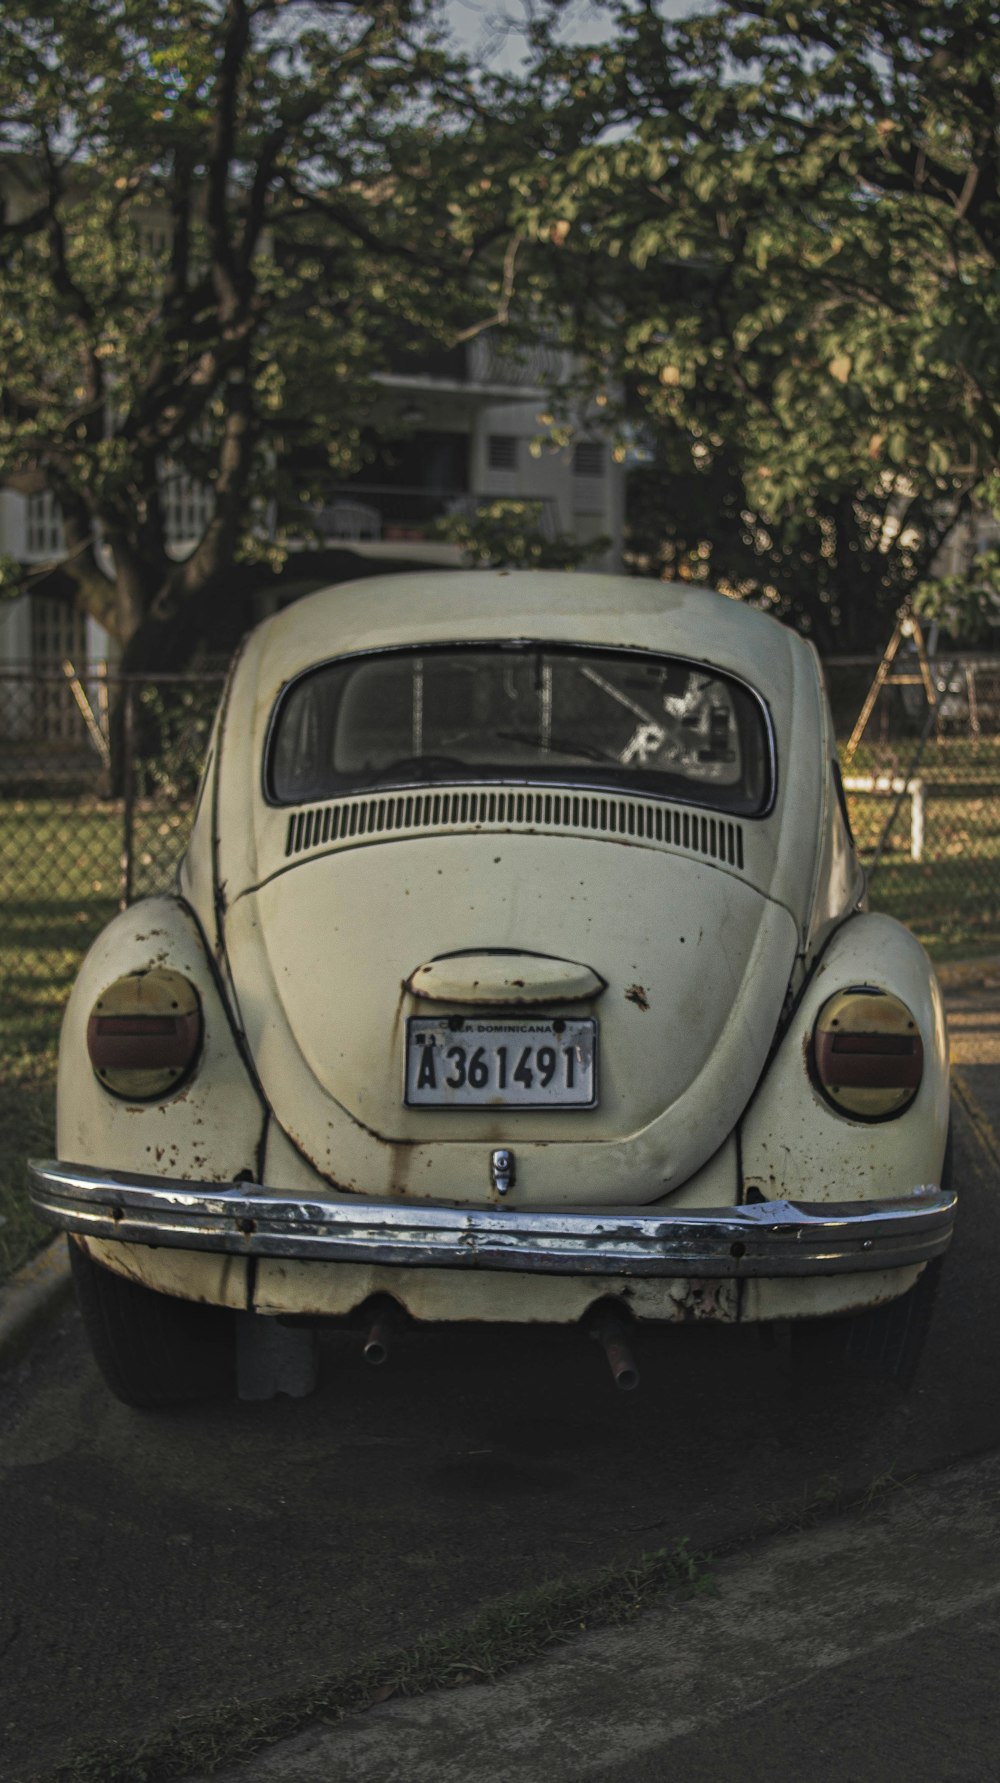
(189, 1444, 1000, 1783)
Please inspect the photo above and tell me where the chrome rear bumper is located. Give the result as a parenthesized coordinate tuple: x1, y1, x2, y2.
(29, 1161, 956, 1279)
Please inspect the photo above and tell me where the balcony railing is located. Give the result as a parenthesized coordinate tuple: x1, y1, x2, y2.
(287, 487, 562, 544)
(382, 330, 566, 391)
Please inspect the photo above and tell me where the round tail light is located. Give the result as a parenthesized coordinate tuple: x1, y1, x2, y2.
(812, 987, 923, 1121)
(86, 968, 203, 1100)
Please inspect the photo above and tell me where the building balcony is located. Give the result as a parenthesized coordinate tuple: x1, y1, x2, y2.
(287, 486, 563, 547)
(381, 331, 568, 396)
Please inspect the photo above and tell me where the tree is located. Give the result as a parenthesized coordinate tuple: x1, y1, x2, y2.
(517, 0, 1000, 650)
(432, 496, 607, 568)
(0, 0, 544, 671)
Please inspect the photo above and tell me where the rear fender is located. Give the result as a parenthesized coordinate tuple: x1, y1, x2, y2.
(57, 894, 267, 1187)
(740, 912, 949, 1207)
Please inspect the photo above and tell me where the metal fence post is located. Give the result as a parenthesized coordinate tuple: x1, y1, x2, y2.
(120, 680, 135, 910)
(910, 779, 925, 863)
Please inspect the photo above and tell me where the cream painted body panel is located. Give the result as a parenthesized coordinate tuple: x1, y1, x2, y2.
(251, 1258, 920, 1325)
(224, 837, 798, 1204)
(251, 1258, 742, 1323)
(743, 1266, 923, 1324)
(801, 657, 867, 966)
(740, 912, 950, 1205)
(259, 1117, 742, 1212)
(80, 1236, 250, 1311)
(56, 896, 266, 1187)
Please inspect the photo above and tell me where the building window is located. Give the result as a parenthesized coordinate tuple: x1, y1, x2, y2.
(161, 468, 214, 544)
(25, 490, 64, 559)
(30, 596, 89, 668)
(573, 441, 605, 478)
(29, 598, 95, 743)
(487, 434, 519, 471)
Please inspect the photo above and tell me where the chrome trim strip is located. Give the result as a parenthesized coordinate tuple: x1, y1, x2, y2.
(29, 1161, 956, 1279)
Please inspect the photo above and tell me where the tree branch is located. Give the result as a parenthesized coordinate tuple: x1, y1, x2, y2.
(177, 376, 256, 602)
(206, 0, 251, 323)
(453, 234, 522, 342)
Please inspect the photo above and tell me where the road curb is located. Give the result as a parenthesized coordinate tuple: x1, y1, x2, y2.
(0, 1235, 72, 1370)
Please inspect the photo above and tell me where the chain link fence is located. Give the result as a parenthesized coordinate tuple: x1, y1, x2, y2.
(0, 664, 223, 888)
(1, 666, 225, 1060)
(0, 664, 225, 1275)
(826, 655, 1000, 957)
(3, 653, 1000, 1057)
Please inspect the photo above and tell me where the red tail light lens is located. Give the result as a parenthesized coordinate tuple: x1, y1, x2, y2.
(812, 987, 923, 1120)
(86, 968, 203, 1100)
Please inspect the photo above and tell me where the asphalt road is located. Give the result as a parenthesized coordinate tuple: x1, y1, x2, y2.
(2, 975, 998, 1782)
(192, 1444, 1000, 1783)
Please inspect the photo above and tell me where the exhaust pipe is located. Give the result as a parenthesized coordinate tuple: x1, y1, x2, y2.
(595, 1308, 640, 1392)
(362, 1299, 397, 1366)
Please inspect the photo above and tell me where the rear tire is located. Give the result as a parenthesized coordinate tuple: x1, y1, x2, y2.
(791, 1119, 951, 1390)
(791, 1255, 942, 1390)
(69, 1239, 236, 1409)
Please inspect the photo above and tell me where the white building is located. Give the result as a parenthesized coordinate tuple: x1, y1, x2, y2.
(334, 332, 624, 571)
(0, 332, 624, 683)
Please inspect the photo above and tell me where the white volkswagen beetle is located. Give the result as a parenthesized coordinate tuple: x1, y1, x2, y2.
(30, 572, 954, 1404)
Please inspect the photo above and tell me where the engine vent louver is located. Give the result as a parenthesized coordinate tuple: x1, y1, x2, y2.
(282, 788, 745, 871)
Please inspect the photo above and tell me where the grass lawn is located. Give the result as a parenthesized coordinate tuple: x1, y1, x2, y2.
(868, 871, 1000, 959)
(0, 897, 117, 1280)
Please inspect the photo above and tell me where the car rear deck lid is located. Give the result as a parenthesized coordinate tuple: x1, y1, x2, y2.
(405, 951, 607, 1006)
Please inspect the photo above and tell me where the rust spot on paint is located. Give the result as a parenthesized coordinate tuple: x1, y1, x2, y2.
(625, 983, 650, 1012)
(667, 1278, 736, 1321)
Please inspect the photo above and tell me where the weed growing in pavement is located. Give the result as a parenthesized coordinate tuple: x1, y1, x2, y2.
(776, 1462, 914, 1538)
(784, 1472, 846, 1533)
(859, 1462, 911, 1512)
(42, 1540, 714, 1782)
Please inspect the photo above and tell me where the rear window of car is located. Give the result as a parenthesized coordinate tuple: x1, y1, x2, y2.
(267, 644, 773, 816)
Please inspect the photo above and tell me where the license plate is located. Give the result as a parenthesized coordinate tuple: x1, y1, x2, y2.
(404, 1017, 597, 1109)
